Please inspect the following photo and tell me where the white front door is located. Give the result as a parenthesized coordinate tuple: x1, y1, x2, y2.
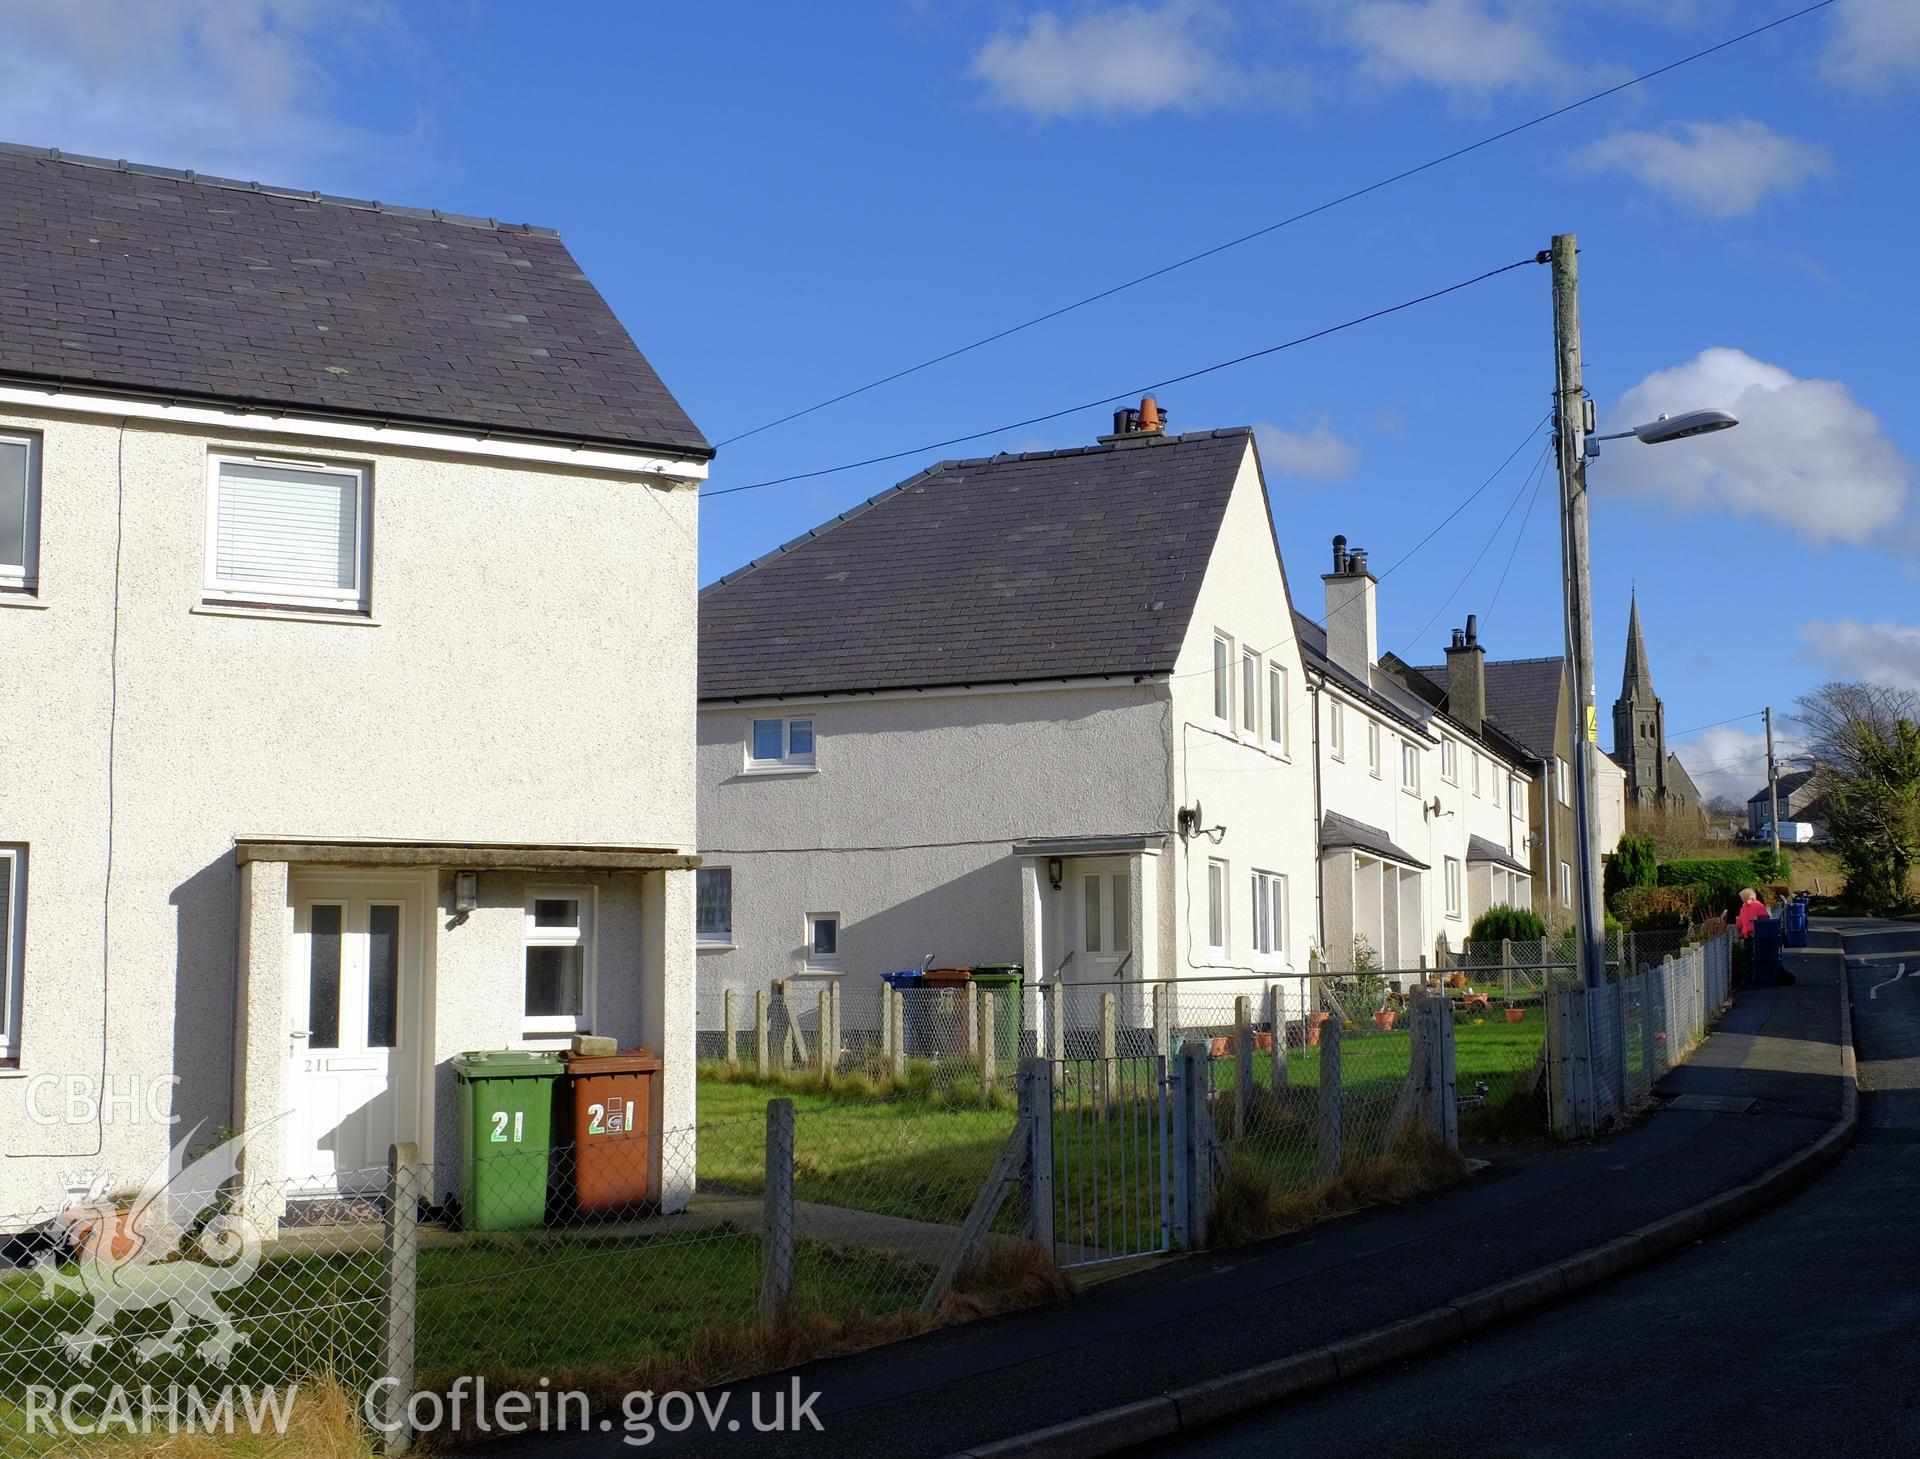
(286, 876, 427, 1195)
(1071, 858, 1133, 979)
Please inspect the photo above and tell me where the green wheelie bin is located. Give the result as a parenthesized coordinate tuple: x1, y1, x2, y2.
(969, 965, 1024, 1063)
(454, 1049, 561, 1231)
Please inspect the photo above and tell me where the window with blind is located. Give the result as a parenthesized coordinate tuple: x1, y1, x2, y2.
(0, 847, 23, 1062)
(206, 456, 370, 611)
(1, 434, 40, 592)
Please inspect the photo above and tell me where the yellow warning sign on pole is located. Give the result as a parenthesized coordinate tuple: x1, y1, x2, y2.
(1586, 705, 1599, 743)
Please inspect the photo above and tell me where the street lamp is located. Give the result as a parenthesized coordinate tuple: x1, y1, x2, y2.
(1585, 408, 1738, 459)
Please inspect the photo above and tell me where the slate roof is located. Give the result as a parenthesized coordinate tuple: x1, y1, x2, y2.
(699, 430, 1255, 700)
(1376, 654, 1540, 770)
(0, 143, 708, 455)
(1412, 655, 1566, 762)
(1467, 834, 1529, 875)
(1746, 767, 1819, 805)
(1294, 615, 1436, 738)
(1320, 811, 1428, 870)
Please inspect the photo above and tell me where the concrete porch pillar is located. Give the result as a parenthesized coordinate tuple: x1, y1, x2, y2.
(232, 857, 290, 1226)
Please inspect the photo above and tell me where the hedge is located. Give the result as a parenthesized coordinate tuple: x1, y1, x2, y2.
(1467, 905, 1547, 943)
(1610, 885, 1696, 931)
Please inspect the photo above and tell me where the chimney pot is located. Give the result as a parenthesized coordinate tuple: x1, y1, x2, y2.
(1138, 395, 1162, 433)
(1465, 613, 1478, 646)
(1349, 548, 1368, 576)
(1331, 534, 1348, 573)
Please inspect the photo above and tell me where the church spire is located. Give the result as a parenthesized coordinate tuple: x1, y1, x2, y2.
(1621, 592, 1654, 701)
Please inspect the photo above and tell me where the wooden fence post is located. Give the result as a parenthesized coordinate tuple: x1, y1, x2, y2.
(1501, 938, 1514, 1005)
(761, 1099, 794, 1321)
(755, 989, 770, 1078)
(979, 994, 997, 1097)
(890, 989, 906, 1080)
(1152, 982, 1169, 1057)
(380, 1143, 420, 1455)
(1317, 1015, 1342, 1181)
(1099, 991, 1117, 1107)
(1268, 980, 1288, 1088)
(816, 986, 832, 1081)
(965, 982, 980, 1060)
(724, 987, 739, 1068)
(1021, 1058, 1054, 1251)
(1045, 981, 1065, 1063)
(1233, 994, 1252, 1139)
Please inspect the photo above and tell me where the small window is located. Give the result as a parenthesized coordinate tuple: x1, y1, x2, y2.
(1368, 722, 1381, 777)
(1401, 740, 1420, 794)
(1493, 768, 1503, 807)
(806, 913, 840, 969)
(696, 868, 733, 945)
(1241, 649, 1259, 735)
(1440, 739, 1457, 785)
(524, 889, 593, 1035)
(1513, 777, 1527, 818)
(1444, 857, 1462, 918)
(1213, 635, 1231, 722)
(0, 846, 24, 1061)
(1251, 870, 1287, 958)
(1207, 860, 1228, 951)
(1329, 702, 1346, 760)
(206, 455, 370, 612)
(748, 717, 816, 769)
(0, 434, 41, 593)
(1268, 664, 1289, 753)
(1472, 754, 1482, 798)
(1559, 862, 1572, 907)
(1556, 757, 1573, 806)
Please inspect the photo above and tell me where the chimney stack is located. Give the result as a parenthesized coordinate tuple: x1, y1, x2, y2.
(1100, 395, 1169, 443)
(1445, 616, 1487, 734)
(1321, 533, 1378, 680)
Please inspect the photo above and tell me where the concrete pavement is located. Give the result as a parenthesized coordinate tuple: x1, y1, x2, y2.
(497, 925, 1856, 1459)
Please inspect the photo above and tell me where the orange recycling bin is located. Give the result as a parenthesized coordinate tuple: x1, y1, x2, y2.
(559, 1048, 661, 1217)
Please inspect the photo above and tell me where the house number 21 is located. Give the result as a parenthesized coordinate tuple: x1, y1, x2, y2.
(587, 1101, 635, 1136)
(489, 1110, 523, 1143)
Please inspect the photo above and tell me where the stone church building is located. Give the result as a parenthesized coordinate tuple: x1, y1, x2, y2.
(1610, 596, 1703, 818)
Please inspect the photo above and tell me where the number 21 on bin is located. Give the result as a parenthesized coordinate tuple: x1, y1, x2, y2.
(489, 1110, 524, 1144)
(587, 1101, 635, 1137)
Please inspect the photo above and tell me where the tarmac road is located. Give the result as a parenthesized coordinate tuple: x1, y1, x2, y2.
(1161, 918, 1920, 1459)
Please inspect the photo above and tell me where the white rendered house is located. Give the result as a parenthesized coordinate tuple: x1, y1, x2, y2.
(0, 146, 708, 1221)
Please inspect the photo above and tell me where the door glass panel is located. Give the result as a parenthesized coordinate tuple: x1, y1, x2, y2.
(533, 897, 579, 929)
(1082, 875, 1102, 953)
(308, 904, 342, 1049)
(526, 944, 583, 1018)
(1111, 875, 1129, 954)
(366, 904, 400, 1049)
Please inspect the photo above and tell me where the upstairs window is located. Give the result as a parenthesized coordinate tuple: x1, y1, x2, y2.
(696, 868, 733, 946)
(1268, 664, 1289, 754)
(0, 433, 40, 593)
(1556, 757, 1573, 806)
(1213, 635, 1232, 722)
(206, 455, 370, 613)
(748, 717, 815, 770)
(1472, 754, 1483, 797)
(1241, 649, 1259, 735)
(1329, 701, 1346, 760)
(1401, 740, 1421, 794)
(1440, 739, 1458, 784)
(1367, 721, 1382, 777)
(1207, 859, 1229, 952)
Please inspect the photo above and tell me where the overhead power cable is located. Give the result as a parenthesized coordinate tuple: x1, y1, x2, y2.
(703, 256, 1542, 500)
(713, 0, 1839, 448)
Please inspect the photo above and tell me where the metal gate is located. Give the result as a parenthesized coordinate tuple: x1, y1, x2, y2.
(1050, 1054, 1172, 1268)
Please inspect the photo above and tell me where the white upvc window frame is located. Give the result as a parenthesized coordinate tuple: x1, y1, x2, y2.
(1444, 857, 1463, 919)
(1213, 633, 1233, 723)
(1556, 756, 1573, 807)
(522, 885, 596, 1038)
(1513, 776, 1527, 819)
(1440, 738, 1458, 785)
(0, 845, 24, 1063)
(1251, 869, 1287, 960)
(747, 716, 816, 772)
(1207, 858, 1229, 953)
(1559, 861, 1572, 907)
(1240, 648, 1259, 737)
(1472, 753, 1483, 798)
(1268, 663, 1289, 755)
(805, 912, 842, 971)
(1367, 720, 1382, 778)
(1329, 701, 1346, 761)
(204, 451, 372, 614)
(1493, 767, 1503, 808)
(1400, 739, 1421, 795)
(696, 866, 733, 947)
(0, 431, 42, 594)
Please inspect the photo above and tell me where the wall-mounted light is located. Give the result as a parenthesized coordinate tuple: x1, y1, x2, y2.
(454, 870, 479, 913)
(1046, 857, 1064, 891)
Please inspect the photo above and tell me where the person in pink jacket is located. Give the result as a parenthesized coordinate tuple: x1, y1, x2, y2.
(1736, 887, 1771, 938)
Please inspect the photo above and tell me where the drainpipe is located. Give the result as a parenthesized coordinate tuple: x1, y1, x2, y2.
(1308, 676, 1325, 957)
(1538, 752, 1552, 928)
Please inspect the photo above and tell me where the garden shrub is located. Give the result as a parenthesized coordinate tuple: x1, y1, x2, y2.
(1605, 833, 1659, 901)
(1610, 884, 1695, 931)
(1656, 851, 1790, 917)
(1467, 905, 1547, 944)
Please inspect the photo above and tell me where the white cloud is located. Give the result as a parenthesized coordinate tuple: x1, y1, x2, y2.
(1799, 619, 1920, 691)
(1598, 348, 1913, 547)
(1342, 0, 1570, 96)
(969, 1, 1245, 118)
(1575, 119, 1829, 220)
(0, 0, 396, 183)
(1821, 0, 1920, 92)
(1673, 723, 1799, 806)
(1257, 418, 1358, 481)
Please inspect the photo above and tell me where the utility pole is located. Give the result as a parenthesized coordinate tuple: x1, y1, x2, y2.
(1549, 234, 1605, 991)
(1766, 706, 1781, 860)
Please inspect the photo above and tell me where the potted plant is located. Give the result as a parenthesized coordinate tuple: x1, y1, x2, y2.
(1373, 1006, 1398, 1030)
(1504, 1005, 1527, 1024)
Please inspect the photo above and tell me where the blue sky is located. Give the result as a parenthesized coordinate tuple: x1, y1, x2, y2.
(5, 0, 1917, 803)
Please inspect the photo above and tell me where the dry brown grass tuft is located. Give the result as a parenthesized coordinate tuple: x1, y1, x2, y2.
(71, 1373, 375, 1459)
(1208, 1128, 1472, 1250)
